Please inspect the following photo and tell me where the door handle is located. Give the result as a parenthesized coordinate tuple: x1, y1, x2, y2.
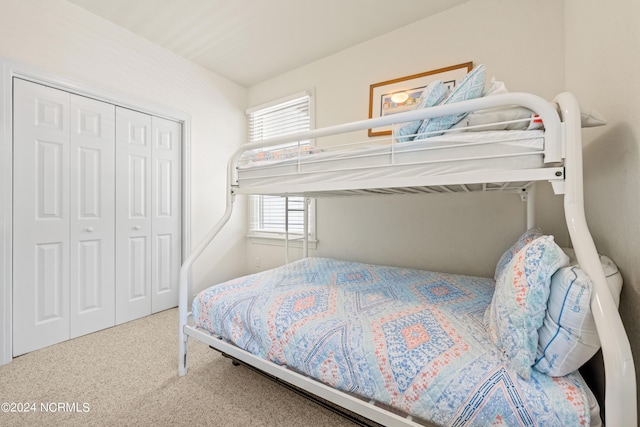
(134, 225, 141, 230)
(86, 227, 94, 232)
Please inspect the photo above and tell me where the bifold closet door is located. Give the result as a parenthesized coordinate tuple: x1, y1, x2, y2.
(13, 80, 70, 356)
(13, 79, 116, 356)
(115, 107, 152, 325)
(115, 109, 182, 323)
(151, 116, 182, 313)
(13, 79, 182, 354)
(69, 95, 116, 339)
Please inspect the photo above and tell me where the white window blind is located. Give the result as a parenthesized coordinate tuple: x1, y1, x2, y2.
(247, 92, 313, 238)
(247, 94, 311, 143)
(249, 196, 306, 235)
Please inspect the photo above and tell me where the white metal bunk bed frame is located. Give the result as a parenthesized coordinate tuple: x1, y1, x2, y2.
(178, 92, 636, 427)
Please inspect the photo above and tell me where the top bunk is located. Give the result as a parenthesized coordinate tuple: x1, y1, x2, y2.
(231, 67, 571, 198)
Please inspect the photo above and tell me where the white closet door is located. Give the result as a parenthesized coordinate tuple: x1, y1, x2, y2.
(13, 79, 70, 356)
(69, 94, 116, 338)
(115, 107, 152, 324)
(151, 117, 182, 312)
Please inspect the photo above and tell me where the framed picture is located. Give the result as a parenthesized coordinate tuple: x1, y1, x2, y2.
(368, 62, 473, 137)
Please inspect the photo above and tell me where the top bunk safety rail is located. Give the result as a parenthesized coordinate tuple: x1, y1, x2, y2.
(230, 93, 564, 197)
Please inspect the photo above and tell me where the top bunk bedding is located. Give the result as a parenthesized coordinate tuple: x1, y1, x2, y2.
(231, 65, 573, 197)
(236, 130, 551, 194)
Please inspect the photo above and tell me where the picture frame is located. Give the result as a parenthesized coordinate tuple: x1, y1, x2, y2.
(368, 62, 473, 137)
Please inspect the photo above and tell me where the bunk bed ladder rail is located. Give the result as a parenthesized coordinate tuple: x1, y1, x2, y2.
(556, 92, 637, 427)
(284, 196, 310, 264)
(520, 185, 536, 230)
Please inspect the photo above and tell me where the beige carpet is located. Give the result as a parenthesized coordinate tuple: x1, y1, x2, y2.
(0, 308, 369, 427)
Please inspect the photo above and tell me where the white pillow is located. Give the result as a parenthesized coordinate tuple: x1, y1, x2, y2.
(561, 247, 622, 307)
(451, 106, 543, 132)
(580, 109, 607, 127)
(533, 251, 622, 377)
(469, 77, 608, 130)
(483, 77, 508, 97)
(554, 105, 607, 128)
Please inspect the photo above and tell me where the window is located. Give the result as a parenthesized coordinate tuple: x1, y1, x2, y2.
(246, 91, 315, 241)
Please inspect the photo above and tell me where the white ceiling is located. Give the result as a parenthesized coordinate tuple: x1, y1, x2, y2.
(67, 0, 467, 87)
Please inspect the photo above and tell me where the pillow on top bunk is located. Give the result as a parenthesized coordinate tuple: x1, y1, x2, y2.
(451, 101, 606, 132)
(579, 109, 607, 127)
(533, 251, 623, 377)
(414, 64, 487, 140)
(447, 78, 543, 133)
(449, 106, 544, 132)
(494, 228, 543, 281)
(485, 235, 569, 380)
(553, 105, 608, 128)
(394, 80, 448, 142)
(483, 77, 508, 96)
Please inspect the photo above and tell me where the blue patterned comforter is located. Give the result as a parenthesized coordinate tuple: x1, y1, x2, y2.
(192, 258, 591, 426)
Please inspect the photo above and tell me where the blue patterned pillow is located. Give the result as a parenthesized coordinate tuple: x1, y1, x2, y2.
(485, 235, 569, 380)
(494, 228, 543, 281)
(394, 80, 448, 142)
(415, 64, 487, 139)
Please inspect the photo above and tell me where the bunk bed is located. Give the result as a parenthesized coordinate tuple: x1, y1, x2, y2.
(178, 68, 636, 426)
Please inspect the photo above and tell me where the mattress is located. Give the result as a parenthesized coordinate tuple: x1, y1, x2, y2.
(236, 130, 550, 190)
(192, 257, 595, 426)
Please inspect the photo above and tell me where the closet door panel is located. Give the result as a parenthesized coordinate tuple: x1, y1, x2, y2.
(151, 117, 181, 312)
(69, 94, 115, 338)
(115, 107, 152, 324)
(13, 79, 70, 356)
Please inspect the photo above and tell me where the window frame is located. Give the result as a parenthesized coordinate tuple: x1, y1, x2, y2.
(246, 90, 316, 245)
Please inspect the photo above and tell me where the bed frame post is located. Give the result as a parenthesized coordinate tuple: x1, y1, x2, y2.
(285, 196, 290, 264)
(555, 92, 636, 426)
(303, 197, 309, 258)
(523, 185, 536, 229)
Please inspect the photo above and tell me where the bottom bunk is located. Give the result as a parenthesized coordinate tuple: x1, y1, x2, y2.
(186, 233, 609, 427)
